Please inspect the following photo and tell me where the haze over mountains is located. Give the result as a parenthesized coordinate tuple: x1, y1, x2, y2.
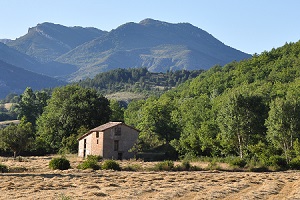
(0, 18, 251, 97)
(0, 60, 65, 98)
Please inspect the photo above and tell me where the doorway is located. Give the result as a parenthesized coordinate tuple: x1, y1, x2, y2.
(118, 152, 123, 160)
(83, 139, 87, 158)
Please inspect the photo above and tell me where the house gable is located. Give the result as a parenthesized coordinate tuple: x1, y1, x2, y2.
(78, 122, 140, 159)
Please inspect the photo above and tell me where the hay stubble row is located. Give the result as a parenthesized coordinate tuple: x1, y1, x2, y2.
(0, 156, 300, 199)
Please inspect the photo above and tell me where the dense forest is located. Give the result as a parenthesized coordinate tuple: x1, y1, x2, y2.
(0, 41, 300, 170)
(78, 67, 203, 96)
(124, 41, 300, 167)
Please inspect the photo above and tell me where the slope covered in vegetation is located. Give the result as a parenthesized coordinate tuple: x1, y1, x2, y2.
(78, 67, 204, 97)
(125, 41, 300, 167)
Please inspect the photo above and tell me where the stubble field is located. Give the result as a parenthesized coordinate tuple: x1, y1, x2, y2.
(0, 155, 300, 200)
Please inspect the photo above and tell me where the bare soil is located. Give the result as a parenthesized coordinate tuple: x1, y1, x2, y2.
(1, 155, 300, 199)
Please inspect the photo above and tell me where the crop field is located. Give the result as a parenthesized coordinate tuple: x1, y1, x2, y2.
(0, 156, 300, 199)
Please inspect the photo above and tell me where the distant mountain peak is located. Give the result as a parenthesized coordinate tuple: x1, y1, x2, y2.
(139, 18, 171, 27)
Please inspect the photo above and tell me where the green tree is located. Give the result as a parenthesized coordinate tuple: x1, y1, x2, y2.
(16, 88, 50, 127)
(109, 99, 124, 122)
(138, 95, 180, 146)
(0, 118, 33, 158)
(217, 93, 267, 158)
(171, 94, 219, 157)
(36, 85, 111, 153)
(266, 97, 300, 161)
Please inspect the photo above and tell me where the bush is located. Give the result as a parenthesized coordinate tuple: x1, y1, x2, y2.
(77, 156, 101, 170)
(49, 157, 71, 170)
(87, 155, 102, 162)
(206, 159, 222, 171)
(289, 157, 300, 170)
(249, 166, 269, 172)
(181, 160, 191, 170)
(0, 163, 8, 173)
(153, 160, 174, 171)
(122, 164, 142, 171)
(229, 157, 247, 168)
(268, 155, 288, 171)
(101, 160, 121, 171)
(174, 160, 192, 171)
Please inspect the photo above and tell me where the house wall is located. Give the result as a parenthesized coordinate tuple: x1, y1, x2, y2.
(90, 131, 104, 156)
(78, 133, 92, 157)
(78, 124, 139, 159)
(103, 124, 139, 159)
(78, 131, 104, 158)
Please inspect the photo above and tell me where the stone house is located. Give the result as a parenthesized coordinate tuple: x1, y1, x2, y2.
(78, 122, 139, 160)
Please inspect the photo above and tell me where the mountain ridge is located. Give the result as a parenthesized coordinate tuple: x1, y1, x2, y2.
(0, 59, 66, 98)
(6, 22, 107, 62)
(2, 19, 251, 82)
(56, 19, 251, 81)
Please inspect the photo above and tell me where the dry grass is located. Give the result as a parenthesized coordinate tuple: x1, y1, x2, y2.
(0, 155, 300, 199)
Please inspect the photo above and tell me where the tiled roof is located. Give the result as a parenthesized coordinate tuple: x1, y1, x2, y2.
(78, 121, 139, 141)
(90, 122, 123, 132)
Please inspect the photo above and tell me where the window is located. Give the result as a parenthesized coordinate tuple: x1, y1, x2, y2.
(96, 132, 99, 138)
(115, 126, 121, 136)
(114, 140, 119, 151)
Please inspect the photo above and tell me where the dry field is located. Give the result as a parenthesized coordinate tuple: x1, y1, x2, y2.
(0, 155, 300, 200)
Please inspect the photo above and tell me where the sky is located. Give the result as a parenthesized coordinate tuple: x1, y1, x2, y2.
(1, 0, 300, 54)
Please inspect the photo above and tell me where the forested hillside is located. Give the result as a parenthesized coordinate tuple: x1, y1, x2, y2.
(78, 67, 203, 97)
(125, 41, 300, 166)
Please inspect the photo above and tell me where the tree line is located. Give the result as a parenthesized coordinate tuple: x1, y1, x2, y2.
(78, 67, 203, 95)
(0, 85, 123, 157)
(124, 41, 300, 166)
(0, 41, 300, 167)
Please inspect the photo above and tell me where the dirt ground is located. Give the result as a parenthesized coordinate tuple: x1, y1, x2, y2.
(0, 155, 300, 200)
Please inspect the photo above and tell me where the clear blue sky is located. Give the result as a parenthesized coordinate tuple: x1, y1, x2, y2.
(1, 0, 300, 54)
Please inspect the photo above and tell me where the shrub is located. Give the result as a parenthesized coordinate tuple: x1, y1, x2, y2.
(101, 160, 121, 171)
(249, 166, 269, 172)
(153, 160, 174, 171)
(206, 159, 221, 171)
(229, 157, 247, 168)
(289, 157, 300, 170)
(77, 156, 101, 170)
(87, 155, 102, 162)
(268, 155, 288, 171)
(49, 157, 71, 170)
(122, 164, 142, 171)
(175, 160, 192, 171)
(0, 163, 8, 173)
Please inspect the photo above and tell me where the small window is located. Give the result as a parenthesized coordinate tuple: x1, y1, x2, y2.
(114, 140, 119, 151)
(96, 132, 99, 138)
(115, 127, 121, 136)
(97, 139, 99, 144)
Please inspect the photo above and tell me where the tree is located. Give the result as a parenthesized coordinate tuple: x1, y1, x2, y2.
(138, 95, 180, 147)
(171, 94, 219, 157)
(109, 99, 124, 122)
(266, 96, 300, 161)
(0, 118, 33, 158)
(36, 85, 111, 153)
(16, 88, 50, 127)
(217, 93, 267, 158)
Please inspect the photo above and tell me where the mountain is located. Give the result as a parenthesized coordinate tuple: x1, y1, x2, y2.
(0, 39, 12, 44)
(0, 42, 77, 79)
(6, 22, 107, 62)
(0, 60, 66, 98)
(56, 19, 251, 81)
